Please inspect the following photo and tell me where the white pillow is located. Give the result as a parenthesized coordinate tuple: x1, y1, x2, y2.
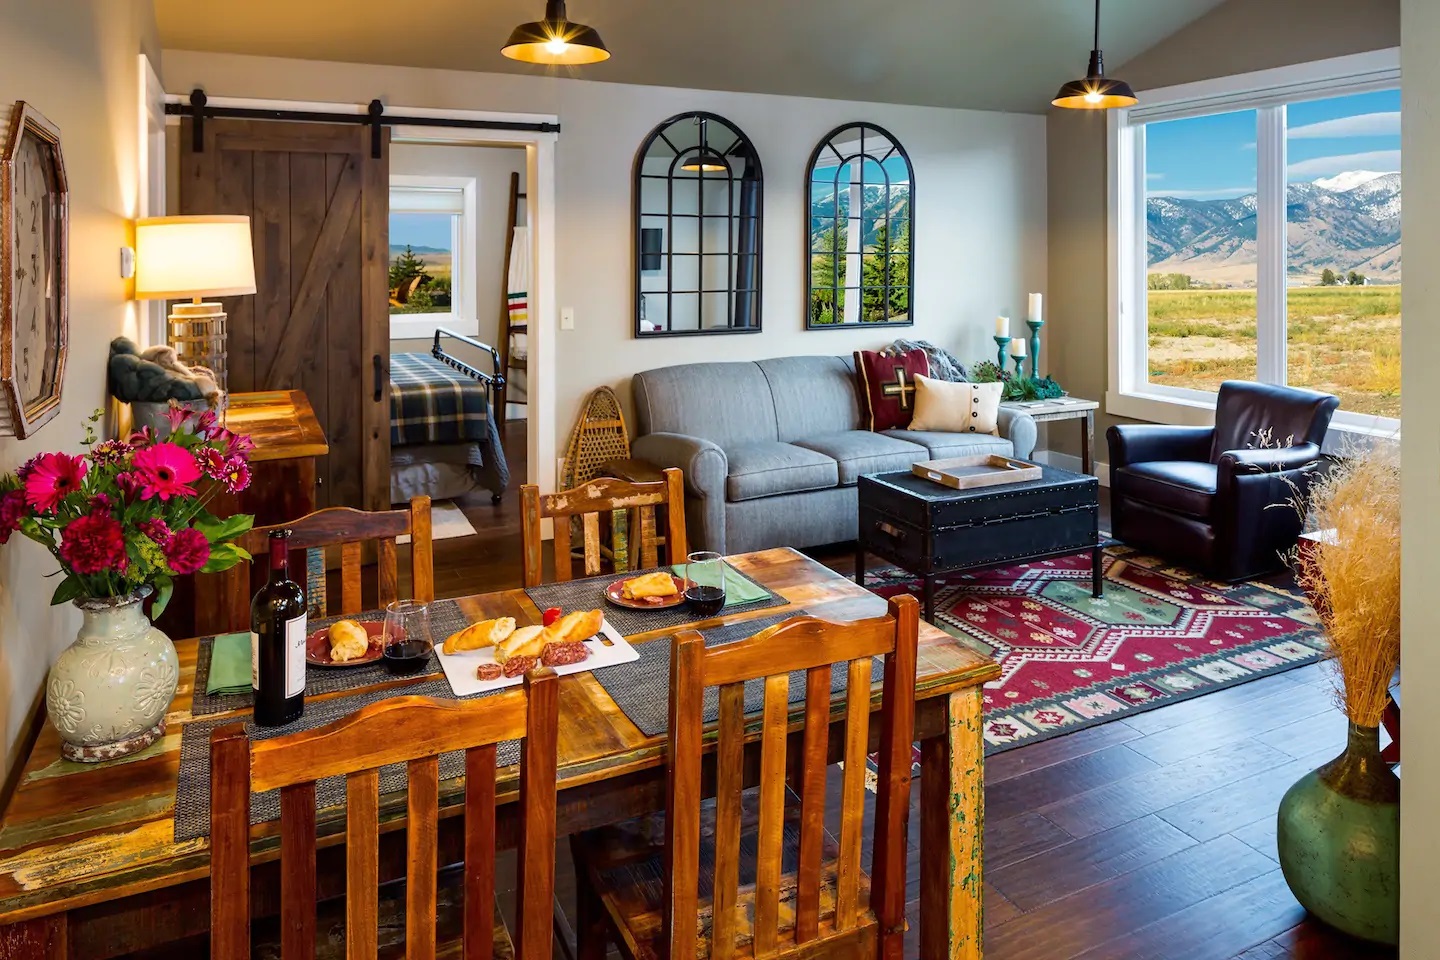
(907, 376, 1002, 435)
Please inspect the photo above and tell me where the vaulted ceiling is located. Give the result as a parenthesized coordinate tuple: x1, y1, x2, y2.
(154, 0, 1228, 114)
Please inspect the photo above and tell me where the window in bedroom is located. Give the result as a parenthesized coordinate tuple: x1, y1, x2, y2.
(389, 176, 478, 338)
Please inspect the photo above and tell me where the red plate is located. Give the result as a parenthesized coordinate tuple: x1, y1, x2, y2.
(306, 620, 388, 667)
(605, 574, 688, 610)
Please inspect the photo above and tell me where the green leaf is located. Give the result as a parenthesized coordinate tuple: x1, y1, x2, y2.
(200, 541, 247, 573)
(151, 576, 174, 619)
(194, 513, 254, 543)
(50, 576, 87, 606)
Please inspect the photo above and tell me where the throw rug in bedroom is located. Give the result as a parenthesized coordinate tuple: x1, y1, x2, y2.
(863, 544, 1327, 757)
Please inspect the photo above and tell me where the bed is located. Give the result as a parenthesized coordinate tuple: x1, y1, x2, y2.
(389, 328, 511, 505)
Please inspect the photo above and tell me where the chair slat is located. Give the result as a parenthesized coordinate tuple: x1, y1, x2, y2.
(410, 496, 435, 602)
(209, 727, 252, 960)
(377, 537, 398, 608)
(406, 756, 440, 960)
(552, 520, 573, 583)
(520, 484, 545, 587)
(704, 616, 895, 688)
(346, 769, 380, 960)
(795, 666, 832, 943)
(663, 467, 689, 565)
(661, 634, 704, 956)
(638, 505, 658, 570)
(281, 782, 318, 960)
(340, 541, 363, 615)
(516, 671, 560, 959)
(710, 682, 745, 960)
(754, 672, 791, 955)
(835, 658, 872, 930)
(872, 596, 920, 959)
(582, 512, 602, 576)
(463, 745, 497, 960)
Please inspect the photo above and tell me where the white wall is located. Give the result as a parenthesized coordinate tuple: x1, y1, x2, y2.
(161, 51, 1048, 464)
(0, 0, 158, 785)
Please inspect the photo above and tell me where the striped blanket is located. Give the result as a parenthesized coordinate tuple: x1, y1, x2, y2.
(389, 352, 510, 498)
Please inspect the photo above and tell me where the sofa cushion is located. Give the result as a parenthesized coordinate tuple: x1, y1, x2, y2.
(633, 362, 778, 448)
(853, 349, 929, 431)
(1113, 461, 1217, 520)
(756, 355, 863, 441)
(725, 442, 840, 502)
(907, 376, 1002, 435)
(793, 431, 928, 486)
(882, 429, 1013, 460)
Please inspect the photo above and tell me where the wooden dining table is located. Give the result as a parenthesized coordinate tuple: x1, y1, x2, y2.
(0, 548, 998, 960)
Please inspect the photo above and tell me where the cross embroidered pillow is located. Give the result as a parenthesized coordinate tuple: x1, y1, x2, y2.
(854, 349, 930, 431)
(908, 376, 1003, 435)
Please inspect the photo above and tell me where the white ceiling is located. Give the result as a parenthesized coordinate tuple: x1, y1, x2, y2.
(154, 0, 1228, 114)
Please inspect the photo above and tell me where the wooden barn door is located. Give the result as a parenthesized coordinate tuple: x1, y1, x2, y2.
(180, 119, 390, 510)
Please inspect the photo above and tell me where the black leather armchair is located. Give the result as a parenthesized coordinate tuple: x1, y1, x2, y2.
(1107, 381, 1339, 582)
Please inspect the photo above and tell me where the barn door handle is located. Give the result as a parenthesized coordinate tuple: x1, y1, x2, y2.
(373, 354, 384, 401)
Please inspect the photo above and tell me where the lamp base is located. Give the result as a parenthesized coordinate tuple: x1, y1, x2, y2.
(167, 301, 228, 394)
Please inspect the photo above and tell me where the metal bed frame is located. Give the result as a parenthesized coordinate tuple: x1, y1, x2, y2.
(429, 327, 506, 404)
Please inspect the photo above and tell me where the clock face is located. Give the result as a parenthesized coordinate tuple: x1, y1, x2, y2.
(11, 132, 61, 408)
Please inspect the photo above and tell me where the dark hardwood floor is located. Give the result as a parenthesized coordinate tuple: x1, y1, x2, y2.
(434, 421, 1399, 959)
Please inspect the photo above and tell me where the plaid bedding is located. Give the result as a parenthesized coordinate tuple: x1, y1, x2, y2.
(389, 352, 493, 446)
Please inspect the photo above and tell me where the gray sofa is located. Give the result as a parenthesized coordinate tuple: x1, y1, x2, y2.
(631, 355, 1037, 554)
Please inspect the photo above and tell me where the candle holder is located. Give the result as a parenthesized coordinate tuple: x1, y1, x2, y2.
(1011, 354, 1027, 378)
(1027, 319, 1044, 379)
(994, 336, 1012, 369)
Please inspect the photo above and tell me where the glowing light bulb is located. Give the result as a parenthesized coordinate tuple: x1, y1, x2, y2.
(1084, 90, 1102, 104)
(545, 36, 569, 55)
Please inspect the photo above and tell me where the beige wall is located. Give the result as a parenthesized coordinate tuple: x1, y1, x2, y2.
(160, 51, 1048, 471)
(1044, 0, 1401, 464)
(0, 0, 159, 784)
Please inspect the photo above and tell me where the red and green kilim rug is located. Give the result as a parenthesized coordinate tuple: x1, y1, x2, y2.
(864, 544, 1328, 755)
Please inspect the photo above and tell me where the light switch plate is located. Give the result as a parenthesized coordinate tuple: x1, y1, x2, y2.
(560, 307, 575, 330)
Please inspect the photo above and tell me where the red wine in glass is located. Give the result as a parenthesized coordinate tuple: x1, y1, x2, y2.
(684, 584, 726, 617)
(684, 551, 727, 616)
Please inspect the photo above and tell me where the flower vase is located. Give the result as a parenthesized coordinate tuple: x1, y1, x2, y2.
(1276, 721, 1399, 945)
(45, 592, 179, 763)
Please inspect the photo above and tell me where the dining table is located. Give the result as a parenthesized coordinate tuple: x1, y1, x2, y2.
(0, 547, 998, 960)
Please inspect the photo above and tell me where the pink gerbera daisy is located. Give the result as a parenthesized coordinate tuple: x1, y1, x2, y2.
(23, 453, 87, 513)
(131, 442, 202, 501)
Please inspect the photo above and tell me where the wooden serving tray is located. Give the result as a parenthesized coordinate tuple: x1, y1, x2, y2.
(912, 454, 1043, 490)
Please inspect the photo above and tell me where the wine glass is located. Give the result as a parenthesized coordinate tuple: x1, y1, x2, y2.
(382, 599, 434, 676)
(684, 552, 727, 617)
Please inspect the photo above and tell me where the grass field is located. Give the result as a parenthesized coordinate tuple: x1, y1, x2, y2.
(1147, 286, 1401, 418)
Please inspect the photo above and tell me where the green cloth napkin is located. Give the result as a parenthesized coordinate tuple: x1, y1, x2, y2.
(671, 563, 771, 606)
(206, 632, 253, 696)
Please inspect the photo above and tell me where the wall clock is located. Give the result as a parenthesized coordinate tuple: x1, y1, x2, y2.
(0, 101, 68, 439)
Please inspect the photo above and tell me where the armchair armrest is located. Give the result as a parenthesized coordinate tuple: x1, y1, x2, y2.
(1107, 424, 1214, 469)
(631, 432, 729, 552)
(996, 408, 1037, 460)
(1218, 443, 1323, 477)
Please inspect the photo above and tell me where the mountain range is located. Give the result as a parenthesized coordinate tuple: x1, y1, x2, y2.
(1147, 170, 1401, 284)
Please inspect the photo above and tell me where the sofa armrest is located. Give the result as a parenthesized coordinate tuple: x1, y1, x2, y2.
(630, 432, 729, 553)
(996, 408, 1037, 460)
(1218, 443, 1323, 477)
(1107, 424, 1214, 470)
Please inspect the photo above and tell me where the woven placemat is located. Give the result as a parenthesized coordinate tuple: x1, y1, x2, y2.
(190, 600, 475, 716)
(593, 611, 879, 737)
(524, 565, 787, 637)
(174, 676, 517, 841)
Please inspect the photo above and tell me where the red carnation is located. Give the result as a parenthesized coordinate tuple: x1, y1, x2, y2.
(0, 490, 26, 545)
(164, 527, 211, 575)
(58, 512, 128, 575)
(137, 517, 171, 546)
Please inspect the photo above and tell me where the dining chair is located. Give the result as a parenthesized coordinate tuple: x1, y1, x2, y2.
(222, 495, 435, 629)
(208, 671, 559, 960)
(569, 593, 920, 960)
(520, 467, 687, 587)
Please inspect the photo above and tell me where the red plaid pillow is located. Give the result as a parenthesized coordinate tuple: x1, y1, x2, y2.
(854, 349, 930, 431)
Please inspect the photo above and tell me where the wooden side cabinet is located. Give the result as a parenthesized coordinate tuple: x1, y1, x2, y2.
(153, 390, 328, 638)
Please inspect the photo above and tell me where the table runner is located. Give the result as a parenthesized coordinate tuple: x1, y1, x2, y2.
(190, 599, 474, 716)
(524, 564, 788, 637)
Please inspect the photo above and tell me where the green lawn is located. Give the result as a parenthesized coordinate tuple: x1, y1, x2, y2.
(1147, 286, 1400, 418)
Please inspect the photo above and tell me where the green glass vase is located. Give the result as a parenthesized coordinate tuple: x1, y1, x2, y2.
(1276, 721, 1399, 945)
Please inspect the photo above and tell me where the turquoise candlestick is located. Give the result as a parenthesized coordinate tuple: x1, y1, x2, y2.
(994, 336, 1011, 369)
(1011, 354, 1027, 378)
(1027, 319, 1044, 379)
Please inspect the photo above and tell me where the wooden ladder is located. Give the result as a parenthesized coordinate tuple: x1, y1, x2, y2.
(495, 170, 528, 419)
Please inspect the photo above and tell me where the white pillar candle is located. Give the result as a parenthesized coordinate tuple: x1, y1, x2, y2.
(995, 316, 1009, 337)
(1009, 339, 1027, 357)
(1028, 292, 1043, 324)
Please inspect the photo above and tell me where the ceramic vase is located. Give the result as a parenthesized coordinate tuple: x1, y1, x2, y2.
(45, 591, 179, 763)
(1276, 721, 1399, 945)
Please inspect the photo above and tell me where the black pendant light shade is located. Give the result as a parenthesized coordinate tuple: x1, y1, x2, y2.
(1053, 0, 1137, 109)
(502, 0, 610, 65)
(681, 149, 729, 173)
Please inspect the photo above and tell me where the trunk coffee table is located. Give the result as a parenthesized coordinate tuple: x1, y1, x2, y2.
(857, 464, 1103, 622)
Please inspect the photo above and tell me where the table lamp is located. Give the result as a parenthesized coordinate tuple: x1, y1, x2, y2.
(134, 215, 256, 393)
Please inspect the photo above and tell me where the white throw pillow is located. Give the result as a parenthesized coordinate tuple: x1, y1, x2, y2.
(907, 376, 1002, 435)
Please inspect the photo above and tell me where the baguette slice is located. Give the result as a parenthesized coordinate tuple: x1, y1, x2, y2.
(553, 608, 604, 644)
(443, 617, 516, 655)
(621, 571, 679, 600)
(495, 624, 545, 664)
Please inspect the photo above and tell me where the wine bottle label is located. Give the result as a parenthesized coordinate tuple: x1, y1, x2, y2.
(250, 631, 260, 692)
(285, 613, 307, 699)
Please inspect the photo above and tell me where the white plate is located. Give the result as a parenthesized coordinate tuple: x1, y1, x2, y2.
(434, 621, 639, 697)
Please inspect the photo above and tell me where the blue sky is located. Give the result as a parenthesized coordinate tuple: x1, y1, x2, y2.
(1147, 88, 1400, 200)
(390, 212, 451, 252)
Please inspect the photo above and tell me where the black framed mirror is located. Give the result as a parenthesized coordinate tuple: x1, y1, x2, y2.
(806, 123, 913, 328)
(634, 112, 763, 337)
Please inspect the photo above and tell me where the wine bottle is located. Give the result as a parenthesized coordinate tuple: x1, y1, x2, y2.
(250, 529, 306, 727)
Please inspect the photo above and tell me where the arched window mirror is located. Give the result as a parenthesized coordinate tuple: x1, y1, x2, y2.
(634, 112, 763, 337)
(806, 123, 913, 328)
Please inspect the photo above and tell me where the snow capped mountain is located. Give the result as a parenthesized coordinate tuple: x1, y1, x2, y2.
(1313, 170, 1392, 192)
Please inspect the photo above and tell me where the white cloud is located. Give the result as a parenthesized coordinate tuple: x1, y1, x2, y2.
(1146, 172, 1164, 181)
(1151, 186, 1255, 200)
(1289, 111, 1400, 140)
(1287, 150, 1401, 178)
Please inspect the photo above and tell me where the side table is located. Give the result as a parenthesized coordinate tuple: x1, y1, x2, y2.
(1002, 397, 1100, 474)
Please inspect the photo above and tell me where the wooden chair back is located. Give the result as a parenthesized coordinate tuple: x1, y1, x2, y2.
(663, 594, 919, 960)
(208, 672, 559, 960)
(227, 496, 435, 627)
(520, 468, 687, 587)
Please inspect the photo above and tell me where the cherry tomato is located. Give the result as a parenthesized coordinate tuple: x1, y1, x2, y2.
(542, 607, 562, 627)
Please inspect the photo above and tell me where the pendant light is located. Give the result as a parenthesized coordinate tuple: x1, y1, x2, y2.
(1052, 0, 1136, 110)
(501, 0, 610, 66)
(681, 117, 730, 172)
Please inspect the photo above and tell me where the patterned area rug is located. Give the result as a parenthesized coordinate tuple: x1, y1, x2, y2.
(864, 544, 1327, 755)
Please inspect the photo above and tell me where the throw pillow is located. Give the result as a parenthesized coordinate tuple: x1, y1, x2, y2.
(908, 375, 1002, 435)
(854, 348, 930, 431)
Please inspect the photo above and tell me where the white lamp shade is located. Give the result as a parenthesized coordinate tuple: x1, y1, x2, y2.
(134, 215, 257, 299)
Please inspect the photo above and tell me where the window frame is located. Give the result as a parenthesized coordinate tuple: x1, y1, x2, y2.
(388, 174, 479, 340)
(1107, 48, 1401, 440)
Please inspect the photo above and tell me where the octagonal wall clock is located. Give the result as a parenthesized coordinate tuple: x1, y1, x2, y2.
(0, 101, 68, 439)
